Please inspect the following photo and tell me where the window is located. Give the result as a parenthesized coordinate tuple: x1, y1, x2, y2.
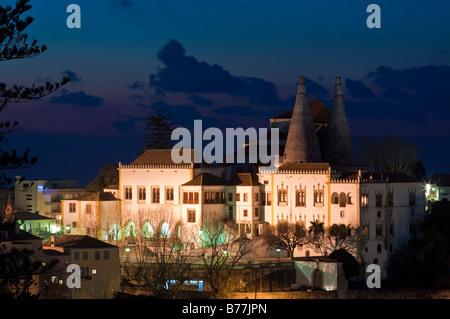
(74, 251, 79, 261)
(377, 244, 382, 253)
(255, 207, 259, 217)
(266, 193, 272, 206)
(92, 269, 97, 275)
(152, 187, 160, 203)
(254, 192, 259, 202)
(183, 192, 199, 204)
(80, 267, 90, 279)
(72, 222, 77, 228)
(347, 193, 354, 205)
(375, 193, 383, 207)
(315, 190, 324, 205)
(236, 193, 240, 201)
(85, 204, 92, 215)
(278, 187, 287, 205)
(243, 193, 248, 202)
(69, 203, 76, 213)
(339, 192, 346, 207)
(376, 224, 383, 237)
(409, 192, 416, 206)
(362, 225, 369, 237)
(331, 192, 339, 205)
(387, 190, 394, 206)
(228, 206, 233, 220)
(166, 187, 174, 202)
(361, 195, 368, 208)
(103, 251, 110, 260)
(138, 186, 146, 201)
(82, 251, 88, 260)
(243, 209, 248, 217)
(95, 251, 100, 260)
(124, 186, 132, 200)
(296, 189, 306, 207)
(187, 209, 196, 223)
(205, 192, 225, 204)
(228, 193, 233, 202)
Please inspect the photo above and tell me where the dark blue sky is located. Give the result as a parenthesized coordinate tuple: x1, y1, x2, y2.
(3, 0, 450, 186)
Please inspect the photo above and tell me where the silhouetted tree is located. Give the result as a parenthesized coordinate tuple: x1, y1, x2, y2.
(355, 134, 425, 180)
(140, 109, 175, 153)
(0, 0, 69, 187)
(85, 163, 119, 193)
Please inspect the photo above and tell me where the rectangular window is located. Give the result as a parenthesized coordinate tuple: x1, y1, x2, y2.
(296, 189, 306, 207)
(104, 251, 110, 260)
(82, 251, 88, 260)
(166, 187, 174, 202)
(69, 203, 76, 213)
(85, 204, 92, 215)
(409, 193, 416, 206)
(152, 187, 160, 203)
(236, 193, 241, 201)
(254, 192, 259, 202)
(266, 193, 272, 206)
(278, 189, 287, 205)
(124, 186, 132, 200)
(375, 193, 383, 207)
(361, 195, 368, 207)
(95, 251, 100, 260)
(228, 206, 233, 220)
(138, 186, 146, 201)
(228, 192, 233, 202)
(243, 193, 248, 202)
(243, 209, 248, 217)
(74, 251, 79, 261)
(183, 192, 199, 204)
(255, 207, 259, 217)
(187, 209, 196, 223)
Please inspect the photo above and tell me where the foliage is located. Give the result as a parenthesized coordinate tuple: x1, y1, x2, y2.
(141, 109, 175, 152)
(329, 248, 359, 280)
(355, 134, 425, 180)
(263, 220, 310, 260)
(0, 0, 68, 187)
(85, 163, 119, 193)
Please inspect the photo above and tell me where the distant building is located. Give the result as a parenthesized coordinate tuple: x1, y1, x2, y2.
(14, 210, 58, 240)
(42, 234, 120, 299)
(14, 176, 85, 225)
(426, 174, 450, 203)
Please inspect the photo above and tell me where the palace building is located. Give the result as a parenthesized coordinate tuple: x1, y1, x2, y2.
(62, 76, 426, 279)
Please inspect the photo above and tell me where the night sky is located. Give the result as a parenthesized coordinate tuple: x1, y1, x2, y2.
(3, 0, 450, 187)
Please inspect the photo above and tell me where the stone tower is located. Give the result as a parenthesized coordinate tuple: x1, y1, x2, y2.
(323, 76, 354, 166)
(283, 76, 322, 163)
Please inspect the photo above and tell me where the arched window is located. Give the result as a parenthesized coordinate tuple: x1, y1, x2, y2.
(347, 193, 354, 205)
(305, 250, 310, 257)
(125, 221, 136, 238)
(161, 222, 171, 238)
(331, 192, 339, 205)
(142, 221, 154, 238)
(339, 192, 347, 207)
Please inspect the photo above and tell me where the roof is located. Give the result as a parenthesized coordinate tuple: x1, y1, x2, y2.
(70, 191, 120, 201)
(361, 172, 422, 183)
(0, 224, 42, 242)
(278, 162, 330, 171)
(43, 235, 117, 249)
(271, 98, 330, 123)
(227, 173, 261, 186)
(182, 173, 226, 186)
(104, 185, 119, 190)
(13, 210, 55, 221)
(428, 174, 450, 187)
(130, 149, 203, 166)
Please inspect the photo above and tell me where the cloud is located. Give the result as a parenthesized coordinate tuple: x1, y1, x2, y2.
(188, 95, 213, 106)
(345, 79, 376, 100)
(366, 64, 450, 118)
(213, 105, 260, 117)
(49, 91, 104, 107)
(149, 39, 287, 107)
(126, 80, 146, 90)
(61, 70, 82, 82)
